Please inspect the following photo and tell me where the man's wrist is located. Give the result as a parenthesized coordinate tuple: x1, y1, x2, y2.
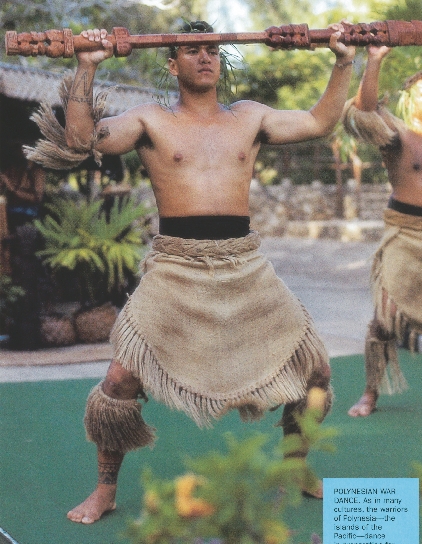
(366, 55, 384, 67)
(334, 59, 355, 69)
(76, 58, 101, 70)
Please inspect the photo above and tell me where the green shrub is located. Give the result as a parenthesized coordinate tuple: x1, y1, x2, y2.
(125, 408, 337, 544)
(35, 195, 154, 307)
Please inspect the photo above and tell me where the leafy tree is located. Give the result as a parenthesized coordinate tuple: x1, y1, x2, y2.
(240, 0, 314, 29)
(375, 0, 422, 106)
(230, 0, 349, 111)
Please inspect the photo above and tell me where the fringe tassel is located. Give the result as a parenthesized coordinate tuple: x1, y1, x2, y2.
(364, 331, 408, 395)
(84, 382, 156, 453)
(374, 268, 422, 353)
(110, 306, 328, 428)
(23, 72, 108, 170)
(342, 97, 403, 147)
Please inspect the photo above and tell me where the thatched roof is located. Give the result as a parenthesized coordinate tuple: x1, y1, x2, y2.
(0, 61, 170, 115)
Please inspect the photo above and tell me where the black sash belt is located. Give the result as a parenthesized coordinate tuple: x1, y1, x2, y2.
(388, 197, 422, 217)
(159, 215, 250, 240)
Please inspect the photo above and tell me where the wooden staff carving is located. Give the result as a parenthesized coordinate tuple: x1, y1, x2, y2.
(5, 20, 422, 58)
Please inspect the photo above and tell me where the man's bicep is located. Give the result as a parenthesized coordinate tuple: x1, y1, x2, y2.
(95, 112, 145, 155)
(260, 109, 319, 145)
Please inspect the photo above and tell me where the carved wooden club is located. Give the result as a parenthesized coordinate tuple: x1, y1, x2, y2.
(5, 20, 422, 58)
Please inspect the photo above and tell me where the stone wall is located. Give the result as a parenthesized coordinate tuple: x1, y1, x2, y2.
(263, 178, 391, 221)
(249, 179, 391, 240)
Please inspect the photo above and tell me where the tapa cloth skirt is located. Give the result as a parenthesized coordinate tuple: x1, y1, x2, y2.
(111, 231, 329, 427)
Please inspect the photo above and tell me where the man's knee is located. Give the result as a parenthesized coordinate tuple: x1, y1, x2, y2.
(307, 364, 331, 390)
(84, 381, 156, 453)
(102, 359, 142, 400)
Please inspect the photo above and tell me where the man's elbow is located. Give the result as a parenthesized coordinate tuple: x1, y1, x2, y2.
(320, 126, 335, 139)
(308, 111, 337, 140)
(316, 119, 339, 139)
(65, 125, 92, 152)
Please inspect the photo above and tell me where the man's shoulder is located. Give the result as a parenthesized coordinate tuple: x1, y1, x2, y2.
(121, 100, 177, 122)
(129, 101, 170, 114)
(230, 100, 268, 116)
(230, 99, 269, 113)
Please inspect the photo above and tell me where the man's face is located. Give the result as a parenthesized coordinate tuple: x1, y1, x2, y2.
(168, 45, 221, 91)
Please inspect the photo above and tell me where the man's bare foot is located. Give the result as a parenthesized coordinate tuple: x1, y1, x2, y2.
(348, 391, 377, 417)
(67, 484, 117, 524)
(302, 479, 323, 499)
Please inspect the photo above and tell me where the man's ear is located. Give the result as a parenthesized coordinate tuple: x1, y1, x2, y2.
(168, 58, 178, 76)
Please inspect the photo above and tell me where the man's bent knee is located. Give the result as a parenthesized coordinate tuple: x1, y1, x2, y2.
(102, 359, 143, 400)
(84, 380, 156, 454)
(85, 360, 154, 454)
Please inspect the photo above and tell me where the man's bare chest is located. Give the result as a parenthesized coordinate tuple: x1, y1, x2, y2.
(141, 114, 259, 166)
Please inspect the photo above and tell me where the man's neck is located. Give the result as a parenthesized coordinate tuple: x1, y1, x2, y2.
(175, 88, 223, 117)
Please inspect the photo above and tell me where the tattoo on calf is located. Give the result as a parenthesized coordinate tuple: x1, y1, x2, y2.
(98, 461, 120, 484)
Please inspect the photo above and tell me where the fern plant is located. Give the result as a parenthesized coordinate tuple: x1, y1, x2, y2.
(35, 196, 153, 307)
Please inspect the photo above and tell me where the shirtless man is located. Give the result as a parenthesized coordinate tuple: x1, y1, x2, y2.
(63, 21, 355, 523)
(345, 45, 422, 417)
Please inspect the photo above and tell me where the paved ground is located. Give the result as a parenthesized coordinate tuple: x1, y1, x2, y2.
(262, 236, 377, 357)
(0, 236, 378, 383)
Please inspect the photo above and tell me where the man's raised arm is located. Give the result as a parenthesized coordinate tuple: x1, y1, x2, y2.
(305, 22, 356, 137)
(65, 29, 114, 150)
(260, 22, 355, 144)
(354, 45, 391, 111)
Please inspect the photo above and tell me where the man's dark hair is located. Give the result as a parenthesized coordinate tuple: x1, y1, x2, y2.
(169, 21, 214, 59)
(159, 19, 239, 107)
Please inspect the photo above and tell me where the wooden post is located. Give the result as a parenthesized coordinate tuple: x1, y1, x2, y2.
(0, 195, 11, 275)
(331, 139, 344, 218)
(350, 151, 363, 217)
